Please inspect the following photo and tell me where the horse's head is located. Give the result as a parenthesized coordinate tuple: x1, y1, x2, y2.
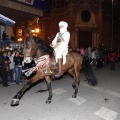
(24, 36, 54, 58)
(23, 37, 33, 57)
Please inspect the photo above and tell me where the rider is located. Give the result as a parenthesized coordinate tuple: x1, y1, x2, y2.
(51, 21, 70, 77)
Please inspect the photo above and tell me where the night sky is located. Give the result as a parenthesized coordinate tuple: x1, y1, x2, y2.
(33, 0, 50, 12)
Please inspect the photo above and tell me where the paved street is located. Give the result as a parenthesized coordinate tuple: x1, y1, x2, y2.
(0, 63, 120, 120)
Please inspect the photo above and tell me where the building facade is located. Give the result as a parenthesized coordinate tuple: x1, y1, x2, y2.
(41, 0, 112, 49)
(14, 0, 112, 50)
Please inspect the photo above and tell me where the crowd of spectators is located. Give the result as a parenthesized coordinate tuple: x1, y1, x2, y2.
(75, 46, 120, 71)
(0, 46, 24, 87)
(0, 44, 120, 87)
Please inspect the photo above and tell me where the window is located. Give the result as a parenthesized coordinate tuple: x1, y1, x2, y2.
(81, 10, 91, 22)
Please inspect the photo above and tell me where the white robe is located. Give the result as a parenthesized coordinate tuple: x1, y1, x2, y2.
(52, 31, 70, 59)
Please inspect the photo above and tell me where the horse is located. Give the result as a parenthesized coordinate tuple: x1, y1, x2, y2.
(11, 36, 98, 106)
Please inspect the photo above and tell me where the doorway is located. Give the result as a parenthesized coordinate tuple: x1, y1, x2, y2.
(79, 31, 92, 49)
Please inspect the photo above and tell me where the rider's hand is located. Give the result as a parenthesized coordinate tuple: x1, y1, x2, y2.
(54, 43, 60, 48)
(50, 44, 53, 47)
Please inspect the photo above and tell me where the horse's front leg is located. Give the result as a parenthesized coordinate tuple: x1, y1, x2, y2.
(11, 73, 41, 106)
(11, 81, 31, 106)
(45, 75, 52, 103)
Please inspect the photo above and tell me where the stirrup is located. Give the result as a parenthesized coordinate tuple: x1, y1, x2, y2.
(55, 72, 63, 78)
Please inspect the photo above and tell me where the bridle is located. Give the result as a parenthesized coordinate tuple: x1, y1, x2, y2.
(25, 37, 43, 59)
(23, 27, 33, 59)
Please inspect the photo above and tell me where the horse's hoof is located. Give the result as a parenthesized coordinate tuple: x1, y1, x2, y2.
(11, 99, 19, 106)
(46, 99, 52, 104)
(72, 94, 77, 98)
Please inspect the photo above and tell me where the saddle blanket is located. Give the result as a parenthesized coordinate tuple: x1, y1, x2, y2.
(22, 55, 50, 77)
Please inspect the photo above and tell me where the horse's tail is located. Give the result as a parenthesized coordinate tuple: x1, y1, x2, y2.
(81, 56, 98, 86)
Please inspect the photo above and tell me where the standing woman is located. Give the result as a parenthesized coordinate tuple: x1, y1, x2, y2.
(7, 50, 15, 83)
(14, 50, 23, 84)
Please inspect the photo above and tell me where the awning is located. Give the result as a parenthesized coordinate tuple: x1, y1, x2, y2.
(0, 0, 43, 24)
(0, 14, 15, 26)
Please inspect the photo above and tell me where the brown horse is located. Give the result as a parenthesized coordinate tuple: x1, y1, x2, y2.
(11, 36, 97, 106)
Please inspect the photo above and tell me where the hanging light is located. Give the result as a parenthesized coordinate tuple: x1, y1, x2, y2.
(35, 17, 40, 33)
(31, 29, 35, 33)
(18, 38, 23, 42)
(35, 28, 40, 33)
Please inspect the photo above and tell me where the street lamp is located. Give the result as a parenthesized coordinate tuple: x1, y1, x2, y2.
(35, 28, 40, 33)
(31, 28, 40, 36)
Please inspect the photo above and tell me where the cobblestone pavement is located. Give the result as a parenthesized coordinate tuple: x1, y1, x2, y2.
(0, 63, 120, 120)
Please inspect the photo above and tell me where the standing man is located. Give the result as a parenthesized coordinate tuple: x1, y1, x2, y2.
(51, 21, 70, 77)
(2, 31, 8, 41)
(0, 50, 10, 87)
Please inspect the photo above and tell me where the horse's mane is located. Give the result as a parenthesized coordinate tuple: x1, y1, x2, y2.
(32, 36, 54, 56)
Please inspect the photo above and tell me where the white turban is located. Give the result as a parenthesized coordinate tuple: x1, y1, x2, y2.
(59, 21, 68, 28)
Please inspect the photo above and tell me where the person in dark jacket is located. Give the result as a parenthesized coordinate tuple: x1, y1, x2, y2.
(2, 31, 8, 41)
(0, 46, 3, 83)
(0, 50, 10, 87)
(14, 50, 23, 84)
(109, 50, 117, 71)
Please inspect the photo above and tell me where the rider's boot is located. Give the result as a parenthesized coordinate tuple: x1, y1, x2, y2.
(55, 58, 63, 77)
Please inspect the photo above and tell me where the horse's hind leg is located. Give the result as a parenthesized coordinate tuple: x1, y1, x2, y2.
(68, 68, 80, 98)
(45, 76, 52, 104)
